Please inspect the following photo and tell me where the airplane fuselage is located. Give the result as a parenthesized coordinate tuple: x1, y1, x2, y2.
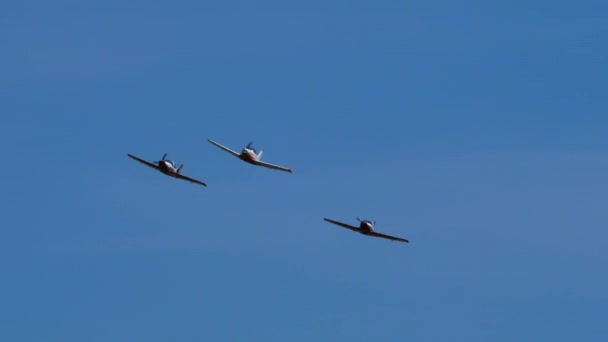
(239, 148, 258, 164)
(158, 160, 178, 175)
(359, 221, 374, 234)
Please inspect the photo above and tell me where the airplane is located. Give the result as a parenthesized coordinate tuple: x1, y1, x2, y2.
(323, 217, 409, 243)
(127, 153, 207, 187)
(207, 139, 293, 173)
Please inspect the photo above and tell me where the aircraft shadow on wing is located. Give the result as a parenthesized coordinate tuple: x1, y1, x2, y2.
(323, 217, 409, 243)
(128, 153, 207, 187)
(207, 139, 293, 173)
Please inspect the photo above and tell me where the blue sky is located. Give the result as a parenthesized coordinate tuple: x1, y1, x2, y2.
(1, 0, 607, 340)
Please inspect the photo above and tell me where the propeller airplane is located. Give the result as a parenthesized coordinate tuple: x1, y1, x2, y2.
(207, 139, 293, 173)
(323, 217, 409, 243)
(127, 153, 207, 187)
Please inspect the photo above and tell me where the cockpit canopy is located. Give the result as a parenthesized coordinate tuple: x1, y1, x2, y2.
(166, 160, 176, 167)
(360, 219, 375, 227)
(245, 141, 257, 153)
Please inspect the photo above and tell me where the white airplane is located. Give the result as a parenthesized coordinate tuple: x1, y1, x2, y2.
(128, 153, 207, 187)
(324, 217, 409, 243)
(207, 139, 293, 173)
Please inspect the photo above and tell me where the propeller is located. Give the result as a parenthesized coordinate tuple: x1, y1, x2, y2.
(154, 153, 168, 164)
(246, 141, 253, 148)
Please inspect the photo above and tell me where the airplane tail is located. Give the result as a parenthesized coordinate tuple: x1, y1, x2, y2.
(257, 148, 264, 160)
(177, 164, 183, 173)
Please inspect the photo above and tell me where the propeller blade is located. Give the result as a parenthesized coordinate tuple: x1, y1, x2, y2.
(356, 217, 361, 222)
(247, 141, 253, 148)
(162, 153, 167, 161)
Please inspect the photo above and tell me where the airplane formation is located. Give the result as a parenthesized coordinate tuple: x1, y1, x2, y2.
(128, 138, 409, 244)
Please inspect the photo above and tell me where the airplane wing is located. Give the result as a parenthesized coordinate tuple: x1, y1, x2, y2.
(174, 173, 207, 187)
(368, 231, 409, 243)
(208, 139, 240, 157)
(128, 154, 160, 170)
(323, 218, 360, 232)
(254, 160, 293, 173)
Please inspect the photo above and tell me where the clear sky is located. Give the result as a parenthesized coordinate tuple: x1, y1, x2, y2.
(1, 1, 607, 341)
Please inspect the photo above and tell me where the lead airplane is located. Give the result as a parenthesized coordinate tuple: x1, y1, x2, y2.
(323, 217, 409, 243)
(207, 139, 293, 173)
(127, 153, 207, 187)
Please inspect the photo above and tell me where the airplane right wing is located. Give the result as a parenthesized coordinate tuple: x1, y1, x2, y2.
(128, 154, 160, 170)
(174, 173, 207, 187)
(208, 139, 240, 157)
(323, 218, 360, 232)
(368, 231, 409, 243)
(255, 160, 293, 173)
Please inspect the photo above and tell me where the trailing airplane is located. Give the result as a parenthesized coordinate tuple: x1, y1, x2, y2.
(323, 217, 409, 243)
(127, 153, 207, 187)
(207, 139, 293, 173)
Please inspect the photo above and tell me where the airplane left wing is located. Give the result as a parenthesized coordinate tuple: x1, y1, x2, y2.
(128, 154, 160, 170)
(255, 160, 293, 173)
(368, 231, 409, 243)
(208, 139, 240, 157)
(174, 173, 207, 187)
(323, 218, 360, 232)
